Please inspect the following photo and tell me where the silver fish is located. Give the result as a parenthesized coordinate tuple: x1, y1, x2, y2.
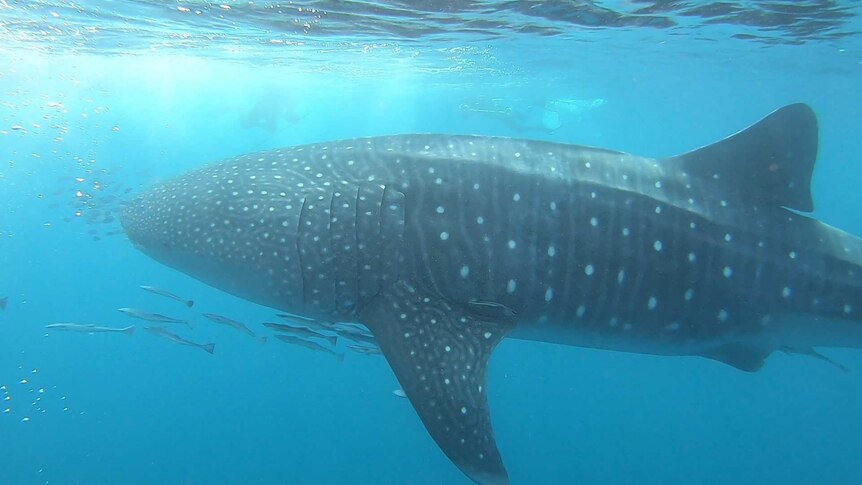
(145, 326, 214, 354)
(275, 313, 369, 334)
(0, 296, 6, 310)
(347, 344, 382, 356)
(118, 308, 192, 329)
(263, 322, 337, 346)
(330, 321, 371, 333)
(780, 346, 851, 373)
(335, 326, 377, 346)
(467, 299, 517, 319)
(275, 311, 315, 322)
(274, 334, 343, 361)
(274, 313, 338, 332)
(202, 312, 259, 339)
(45, 323, 135, 335)
(139, 285, 194, 307)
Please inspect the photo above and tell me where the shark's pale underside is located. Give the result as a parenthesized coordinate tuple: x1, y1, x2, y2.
(121, 104, 862, 484)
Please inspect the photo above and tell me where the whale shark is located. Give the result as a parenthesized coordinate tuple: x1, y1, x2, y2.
(121, 104, 862, 484)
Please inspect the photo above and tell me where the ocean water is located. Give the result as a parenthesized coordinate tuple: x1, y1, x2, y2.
(2, 1, 862, 484)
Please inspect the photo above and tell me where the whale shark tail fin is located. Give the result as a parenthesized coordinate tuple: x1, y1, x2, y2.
(360, 280, 516, 485)
(670, 103, 818, 212)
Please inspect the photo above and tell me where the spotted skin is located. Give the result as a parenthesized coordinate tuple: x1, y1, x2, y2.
(122, 104, 862, 484)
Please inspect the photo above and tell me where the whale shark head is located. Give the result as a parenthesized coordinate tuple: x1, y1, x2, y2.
(121, 137, 512, 483)
(121, 154, 315, 317)
(121, 142, 408, 324)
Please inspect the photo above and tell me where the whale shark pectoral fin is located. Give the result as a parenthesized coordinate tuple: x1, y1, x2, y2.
(701, 343, 772, 372)
(359, 280, 515, 485)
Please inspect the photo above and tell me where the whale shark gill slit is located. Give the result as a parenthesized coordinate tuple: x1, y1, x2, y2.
(359, 280, 516, 485)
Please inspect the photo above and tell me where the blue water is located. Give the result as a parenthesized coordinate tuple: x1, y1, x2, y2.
(2, 1, 862, 484)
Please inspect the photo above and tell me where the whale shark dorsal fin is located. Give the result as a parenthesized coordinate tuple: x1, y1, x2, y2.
(670, 103, 818, 212)
(359, 280, 515, 485)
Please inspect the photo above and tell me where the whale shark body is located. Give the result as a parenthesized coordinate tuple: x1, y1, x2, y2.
(121, 104, 862, 483)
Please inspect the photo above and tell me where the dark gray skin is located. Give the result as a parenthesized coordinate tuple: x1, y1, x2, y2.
(121, 104, 862, 484)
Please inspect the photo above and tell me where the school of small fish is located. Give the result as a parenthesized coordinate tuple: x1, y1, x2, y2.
(39, 284, 382, 360)
(4, 282, 394, 425)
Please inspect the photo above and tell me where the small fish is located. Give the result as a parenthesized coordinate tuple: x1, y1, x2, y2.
(467, 299, 517, 319)
(45, 323, 134, 335)
(0, 296, 6, 311)
(139, 285, 194, 307)
(335, 326, 377, 345)
(347, 344, 382, 356)
(145, 326, 214, 354)
(274, 334, 343, 361)
(331, 321, 371, 333)
(780, 346, 851, 373)
(263, 322, 337, 346)
(392, 389, 407, 398)
(118, 308, 192, 329)
(202, 312, 258, 338)
(274, 313, 336, 332)
(275, 313, 369, 333)
(275, 311, 315, 322)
